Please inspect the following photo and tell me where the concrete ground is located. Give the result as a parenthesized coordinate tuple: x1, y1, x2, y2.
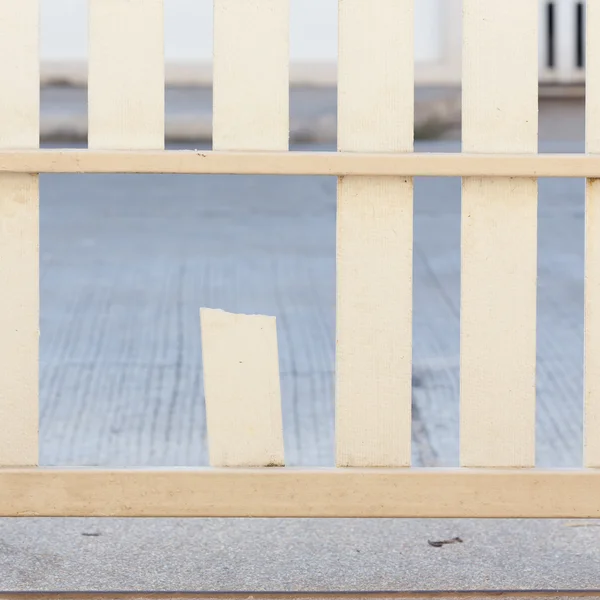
(3, 110, 599, 592)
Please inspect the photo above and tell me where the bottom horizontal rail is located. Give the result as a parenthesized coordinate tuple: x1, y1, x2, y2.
(0, 468, 599, 518)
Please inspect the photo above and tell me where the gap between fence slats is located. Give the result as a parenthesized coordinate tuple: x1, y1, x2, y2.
(207, 0, 289, 467)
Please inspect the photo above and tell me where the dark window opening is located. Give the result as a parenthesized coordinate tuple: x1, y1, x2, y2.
(576, 2, 585, 68)
(547, 1, 555, 69)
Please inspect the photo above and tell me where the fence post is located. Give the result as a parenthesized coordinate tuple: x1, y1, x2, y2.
(213, 0, 289, 151)
(0, 0, 39, 467)
(585, 0, 600, 468)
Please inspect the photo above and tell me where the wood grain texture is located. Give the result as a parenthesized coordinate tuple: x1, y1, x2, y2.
(0, 0, 39, 467)
(1, 150, 600, 177)
(200, 309, 284, 467)
(213, 0, 289, 151)
(1, 467, 599, 518)
(88, 0, 164, 149)
(336, 0, 414, 467)
(461, 0, 538, 468)
(0, 0, 39, 150)
(586, 0, 600, 468)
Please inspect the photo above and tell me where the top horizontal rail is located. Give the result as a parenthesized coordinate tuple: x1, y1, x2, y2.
(0, 150, 598, 177)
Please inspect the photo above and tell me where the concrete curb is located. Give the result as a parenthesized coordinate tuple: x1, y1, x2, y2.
(40, 93, 462, 144)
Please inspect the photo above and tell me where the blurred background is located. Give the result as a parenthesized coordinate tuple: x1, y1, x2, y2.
(40, 0, 586, 143)
(40, 0, 583, 86)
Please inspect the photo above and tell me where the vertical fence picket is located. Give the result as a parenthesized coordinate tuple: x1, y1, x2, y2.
(0, 0, 39, 466)
(88, 0, 164, 149)
(461, 0, 538, 467)
(585, 0, 600, 468)
(213, 0, 289, 151)
(200, 309, 285, 467)
(336, 0, 414, 467)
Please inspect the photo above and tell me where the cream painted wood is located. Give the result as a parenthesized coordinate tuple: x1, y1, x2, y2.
(213, 0, 289, 151)
(200, 309, 285, 467)
(4, 150, 600, 177)
(0, 0, 39, 467)
(88, 0, 164, 149)
(461, 0, 538, 468)
(585, 0, 600, 468)
(336, 0, 414, 467)
(0, 1, 39, 150)
(1, 468, 600, 518)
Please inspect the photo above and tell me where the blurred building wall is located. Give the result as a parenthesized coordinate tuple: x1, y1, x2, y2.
(40, 0, 584, 87)
(40, 0, 462, 85)
(539, 0, 585, 84)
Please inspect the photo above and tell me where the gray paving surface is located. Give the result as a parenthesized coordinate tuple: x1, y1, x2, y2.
(3, 517, 600, 592)
(2, 137, 600, 591)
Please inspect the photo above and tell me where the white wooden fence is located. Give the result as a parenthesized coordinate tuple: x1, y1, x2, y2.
(0, 0, 599, 521)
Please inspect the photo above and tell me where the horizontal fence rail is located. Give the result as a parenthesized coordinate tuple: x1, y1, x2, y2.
(0, 0, 598, 534)
(2, 151, 600, 177)
(1, 468, 600, 519)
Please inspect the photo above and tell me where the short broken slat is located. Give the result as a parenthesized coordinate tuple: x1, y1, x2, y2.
(585, 0, 600, 468)
(336, 0, 414, 467)
(460, 0, 538, 467)
(0, 0, 39, 466)
(200, 309, 285, 467)
(88, 0, 165, 149)
(213, 0, 289, 151)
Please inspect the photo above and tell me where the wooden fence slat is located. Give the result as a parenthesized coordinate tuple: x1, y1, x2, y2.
(0, 0, 39, 466)
(213, 0, 289, 151)
(88, 0, 164, 149)
(461, 0, 538, 467)
(336, 0, 414, 467)
(586, 0, 600, 468)
(200, 309, 285, 467)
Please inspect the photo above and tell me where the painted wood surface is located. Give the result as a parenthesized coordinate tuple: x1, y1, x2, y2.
(213, 0, 289, 151)
(0, 0, 39, 466)
(200, 309, 285, 467)
(336, 0, 414, 467)
(1, 468, 599, 518)
(88, 0, 164, 149)
(1, 151, 600, 177)
(461, 0, 538, 468)
(586, 0, 600, 468)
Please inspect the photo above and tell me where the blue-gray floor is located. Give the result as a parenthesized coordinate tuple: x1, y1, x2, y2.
(3, 141, 598, 592)
(38, 141, 587, 469)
